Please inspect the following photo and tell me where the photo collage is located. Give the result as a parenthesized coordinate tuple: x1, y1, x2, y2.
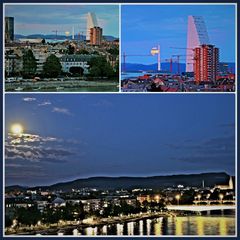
(3, 3, 237, 237)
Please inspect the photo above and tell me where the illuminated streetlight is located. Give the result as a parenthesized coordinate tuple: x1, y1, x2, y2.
(175, 194, 181, 205)
(197, 194, 201, 205)
(219, 193, 224, 204)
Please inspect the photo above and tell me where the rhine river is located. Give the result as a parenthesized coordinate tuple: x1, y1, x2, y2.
(56, 211, 235, 236)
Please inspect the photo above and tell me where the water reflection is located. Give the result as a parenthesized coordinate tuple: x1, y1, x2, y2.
(62, 211, 235, 236)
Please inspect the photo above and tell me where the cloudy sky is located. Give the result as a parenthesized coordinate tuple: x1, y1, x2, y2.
(5, 94, 235, 187)
(5, 4, 119, 37)
(122, 4, 236, 64)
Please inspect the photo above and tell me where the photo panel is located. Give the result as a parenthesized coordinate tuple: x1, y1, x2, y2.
(121, 4, 236, 92)
(4, 93, 236, 236)
(4, 4, 120, 92)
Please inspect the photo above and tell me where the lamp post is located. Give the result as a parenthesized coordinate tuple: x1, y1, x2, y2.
(197, 194, 201, 205)
(175, 194, 181, 205)
(219, 193, 224, 204)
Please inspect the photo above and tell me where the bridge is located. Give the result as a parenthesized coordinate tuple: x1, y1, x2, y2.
(166, 204, 236, 212)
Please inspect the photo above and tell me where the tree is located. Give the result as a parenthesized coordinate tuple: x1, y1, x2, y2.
(22, 49, 37, 78)
(68, 45, 75, 54)
(43, 54, 62, 78)
(89, 57, 115, 78)
(76, 49, 89, 55)
(16, 206, 41, 226)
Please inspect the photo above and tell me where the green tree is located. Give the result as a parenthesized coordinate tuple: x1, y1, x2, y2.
(89, 57, 115, 78)
(43, 54, 62, 78)
(22, 49, 37, 78)
(76, 49, 89, 55)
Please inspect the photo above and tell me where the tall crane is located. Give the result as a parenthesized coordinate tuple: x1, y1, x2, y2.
(171, 54, 193, 74)
(121, 52, 152, 72)
(165, 58, 178, 73)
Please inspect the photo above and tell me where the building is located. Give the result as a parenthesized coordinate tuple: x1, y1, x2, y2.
(60, 54, 98, 74)
(214, 176, 234, 190)
(5, 17, 14, 43)
(90, 27, 102, 45)
(194, 44, 219, 82)
(186, 16, 210, 72)
(86, 12, 98, 41)
(5, 53, 22, 77)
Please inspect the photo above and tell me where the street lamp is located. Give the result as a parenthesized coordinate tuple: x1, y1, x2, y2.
(219, 193, 224, 204)
(175, 194, 181, 205)
(197, 194, 201, 205)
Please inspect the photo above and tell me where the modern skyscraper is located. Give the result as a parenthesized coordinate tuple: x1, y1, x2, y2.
(194, 44, 219, 82)
(186, 16, 210, 72)
(86, 12, 98, 41)
(90, 27, 102, 45)
(5, 17, 14, 42)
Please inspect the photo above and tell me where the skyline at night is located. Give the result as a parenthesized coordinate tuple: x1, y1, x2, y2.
(5, 94, 235, 187)
(122, 4, 236, 64)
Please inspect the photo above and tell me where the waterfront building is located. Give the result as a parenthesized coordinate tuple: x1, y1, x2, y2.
(86, 12, 98, 41)
(194, 44, 219, 82)
(5, 17, 14, 43)
(90, 27, 102, 45)
(186, 16, 210, 72)
(60, 54, 98, 74)
(5, 53, 22, 77)
(214, 176, 234, 190)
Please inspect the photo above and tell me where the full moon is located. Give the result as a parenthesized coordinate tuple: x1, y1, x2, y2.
(11, 123, 23, 135)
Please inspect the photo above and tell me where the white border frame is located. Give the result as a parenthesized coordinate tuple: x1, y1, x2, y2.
(2, 2, 238, 238)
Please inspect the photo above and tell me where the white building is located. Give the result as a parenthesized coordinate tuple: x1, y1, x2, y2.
(186, 16, 210, 72)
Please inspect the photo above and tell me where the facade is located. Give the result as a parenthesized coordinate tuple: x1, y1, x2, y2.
(60, 54, 98, 74)
(90, 27, 102, 45)
(5, 17, 14, 43)
(86, 12, 98, 41)
(186, 16, 210, 72)
(5, 53, 22, 77)
(194, 44, 219, 82)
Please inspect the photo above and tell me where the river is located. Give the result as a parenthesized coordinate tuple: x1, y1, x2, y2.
(54, 211, 235, 236)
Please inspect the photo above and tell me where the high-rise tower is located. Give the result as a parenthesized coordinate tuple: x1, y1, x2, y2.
(5, 17, 14, 43)
(186, 16, 210, 72)
(194, 44, 219, 82)
(86, 12, 98, 41)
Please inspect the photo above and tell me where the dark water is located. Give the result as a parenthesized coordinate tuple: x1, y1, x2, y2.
(58, 212, 235, 236)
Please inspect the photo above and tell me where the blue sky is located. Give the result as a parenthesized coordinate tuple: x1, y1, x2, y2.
(121, 4, 236, 64)
(5, 94, 235, 186)
(5, 5, 119, 37)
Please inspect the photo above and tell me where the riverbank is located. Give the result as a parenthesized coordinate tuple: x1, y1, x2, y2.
(5, 79, 119, 92)
(5, 211, 171, 235)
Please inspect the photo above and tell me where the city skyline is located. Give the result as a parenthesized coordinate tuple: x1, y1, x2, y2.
(122, 5, 235, 64)
(5, 94, 235, 186)
(5, 5, 119, 37)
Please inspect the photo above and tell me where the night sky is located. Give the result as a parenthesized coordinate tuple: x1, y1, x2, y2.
(5, 94, 235, 187)
(5, 4, 119, 37)
(122, 4, 236, 64)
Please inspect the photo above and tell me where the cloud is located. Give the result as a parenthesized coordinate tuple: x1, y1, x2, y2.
(165, 135, 235, 166)
(38, 101, 52, 106)
(52, 107, 72, 115)
(22, 97, 36, 102)
(5, 133, 77, 164)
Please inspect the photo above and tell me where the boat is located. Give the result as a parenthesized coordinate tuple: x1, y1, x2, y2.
(14, 87, 24, 91)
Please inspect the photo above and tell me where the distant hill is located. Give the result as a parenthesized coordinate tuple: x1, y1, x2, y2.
(14, 34, 118, 41)
(122, 62, 235, 74)
(6, 172, 232, 192)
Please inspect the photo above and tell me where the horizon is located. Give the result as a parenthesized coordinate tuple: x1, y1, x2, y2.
(6, 171, 234, 188)
(122, 5, 235, 64)
(5, 94, 235, 186)
(5, 4, 119, 38)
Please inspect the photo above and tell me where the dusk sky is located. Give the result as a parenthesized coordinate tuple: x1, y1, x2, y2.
(122, 4, 236, 64)
(5, 94, 235, 187)
(5, 4, 119, 37)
